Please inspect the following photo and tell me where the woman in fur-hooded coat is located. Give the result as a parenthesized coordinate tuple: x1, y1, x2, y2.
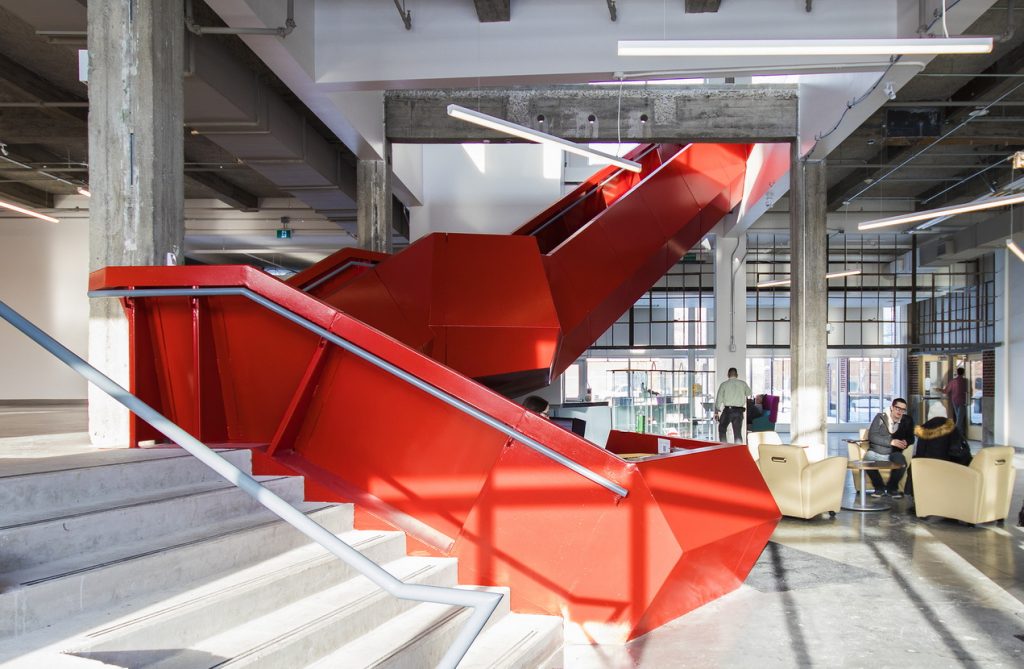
(913, 417, 962, 461)
(905, 407, 969, 496)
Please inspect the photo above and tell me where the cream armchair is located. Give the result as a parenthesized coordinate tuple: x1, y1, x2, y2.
(758, 443, 848, 519)
(913, 446, 1016, 525)
(747, 431, 783, 462)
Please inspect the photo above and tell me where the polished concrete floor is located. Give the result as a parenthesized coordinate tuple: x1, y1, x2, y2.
(3, 406, 1023, 667)
(567, 434, 1024, 668)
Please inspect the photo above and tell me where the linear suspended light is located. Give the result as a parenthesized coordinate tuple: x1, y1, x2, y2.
(76, 187, 91, 197)
(756, 269, 862, 289)
(618, 37, 994, 57)
(1008, 239, 1024, 263)
(446, 104, 643, 173)
(858, 192, 1024, 230)
(0, 198, 59, 223)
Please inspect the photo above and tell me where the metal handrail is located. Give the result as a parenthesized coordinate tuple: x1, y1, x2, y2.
(0, 298, 500, 669)
(88, 286, 629, 498)
(301, 258, 379, 293)
(527, 143, 662, 240)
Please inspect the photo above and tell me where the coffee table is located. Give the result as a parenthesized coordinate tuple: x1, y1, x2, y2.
(843, 460, 906, 511)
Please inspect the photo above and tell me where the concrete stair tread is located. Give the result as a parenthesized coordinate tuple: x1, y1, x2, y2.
(0, 474, 271, 530)
(309, 586, 510, 669)
(0, 449, 254, 523)
(72, 528, 407, 654)
(0, 505, 355, 661)
(0, 447, 247, 480)
(457, 613, 564, 669)
(120, 556, 461, 669)
(1, 495, 330, 591)
(0, 476, 304, 578)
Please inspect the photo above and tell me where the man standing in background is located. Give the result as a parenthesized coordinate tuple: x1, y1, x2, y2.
(715, 367, 752, 443)
(942, 367, 969, 435)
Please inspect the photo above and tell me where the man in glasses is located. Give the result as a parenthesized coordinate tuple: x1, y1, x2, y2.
(865, 397, 916, 499)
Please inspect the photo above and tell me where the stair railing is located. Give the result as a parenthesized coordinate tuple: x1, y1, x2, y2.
(0, 298, 500, 669)
(88, 286, 629, 498)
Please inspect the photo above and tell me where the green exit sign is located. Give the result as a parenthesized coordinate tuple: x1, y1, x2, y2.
(276, 229, 292, 239)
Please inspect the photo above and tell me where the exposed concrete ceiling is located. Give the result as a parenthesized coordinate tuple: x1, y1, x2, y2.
(2, 0, 1021, 272)
(0, 0, 363, 272)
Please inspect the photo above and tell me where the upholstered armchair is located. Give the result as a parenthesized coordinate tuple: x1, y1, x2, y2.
(757, 443, 848, 519)
(913, 446, 1016, 525)
(746, 430, 783, 462)
(749, 394, 780, 432)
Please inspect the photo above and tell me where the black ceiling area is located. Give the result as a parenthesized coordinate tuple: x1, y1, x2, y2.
(826, 2, 1024, 243)
(0, 0, 358, 225)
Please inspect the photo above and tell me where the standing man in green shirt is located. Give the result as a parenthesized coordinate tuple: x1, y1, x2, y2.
(715, 367, 752, 443)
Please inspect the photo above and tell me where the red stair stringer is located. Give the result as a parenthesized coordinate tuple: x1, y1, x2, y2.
(90, 265, 780, 643)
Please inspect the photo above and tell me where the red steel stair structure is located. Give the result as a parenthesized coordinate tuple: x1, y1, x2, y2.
(90, 142, 781, 644)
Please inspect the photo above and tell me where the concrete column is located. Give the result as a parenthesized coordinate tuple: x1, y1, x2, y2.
(357, 150, 393, 253)
(714, 234, 747, 390)
(789, 150, 828, 447)
(88, 0, 185, 446)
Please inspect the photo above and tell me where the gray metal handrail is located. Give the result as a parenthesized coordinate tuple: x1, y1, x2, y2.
(0, 297, 499, 669)
(301, 258, 379, 293)
(88, 286, 628, 498)
(528, 143, 661, 240)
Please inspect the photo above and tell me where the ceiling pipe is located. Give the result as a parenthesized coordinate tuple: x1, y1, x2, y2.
(185, 0, 295, 37)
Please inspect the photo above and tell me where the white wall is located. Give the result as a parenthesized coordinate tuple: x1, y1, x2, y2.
(410, 144, 562, 239)
(0, 212, 90, 399)
(998, 250, 1023, 447)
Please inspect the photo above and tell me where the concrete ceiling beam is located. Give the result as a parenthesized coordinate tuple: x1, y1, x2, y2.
(0, 180, 54, 209)
(185, 171, 260, 211)
(685, 1, 722, 13)
(0, 52, 87, 125)
(473, 1, 510, 22)
(385, 85, 798, 144)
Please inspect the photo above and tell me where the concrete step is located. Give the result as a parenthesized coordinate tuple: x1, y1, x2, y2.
(309, 586, 511, 669)
(0, 448, 254, 525)
(68, 529, 409, 662)
(0, 475, 304, 575)
(458, 613, 564, 669)
(0, 500, 353, 645)
(72, 556, 461, 669)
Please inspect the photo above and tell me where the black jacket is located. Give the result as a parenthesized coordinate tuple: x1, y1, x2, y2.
(914, 417, 969, 464)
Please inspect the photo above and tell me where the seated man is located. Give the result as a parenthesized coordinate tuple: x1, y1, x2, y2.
(865, 397, 915, 499)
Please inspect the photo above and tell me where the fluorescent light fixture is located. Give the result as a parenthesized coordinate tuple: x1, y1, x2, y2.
(0, 198, 59, 223)
(76, 187, 91, 197)
(1008, 239, 1024, 263)
(825, 269, 862, 280)
(446, 104, 642, 173)
(858, 192, 1024, 230)
(756, 278, 792, 288)
(756, 269, 861, 288)
(618, 37, 994, 57)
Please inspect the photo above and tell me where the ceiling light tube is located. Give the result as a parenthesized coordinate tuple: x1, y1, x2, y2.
(756, 269, 861, 288)
(446, 104, 643, 173)
(825, 269, 862, 280)
(0, 198, 59, 223)
(76, 187, 91, 197)
(756, 278, 792, 288)
(1008, 239, 1024, 263)
(858, 192, 1024, 230)
(618, 37, 994, 57)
